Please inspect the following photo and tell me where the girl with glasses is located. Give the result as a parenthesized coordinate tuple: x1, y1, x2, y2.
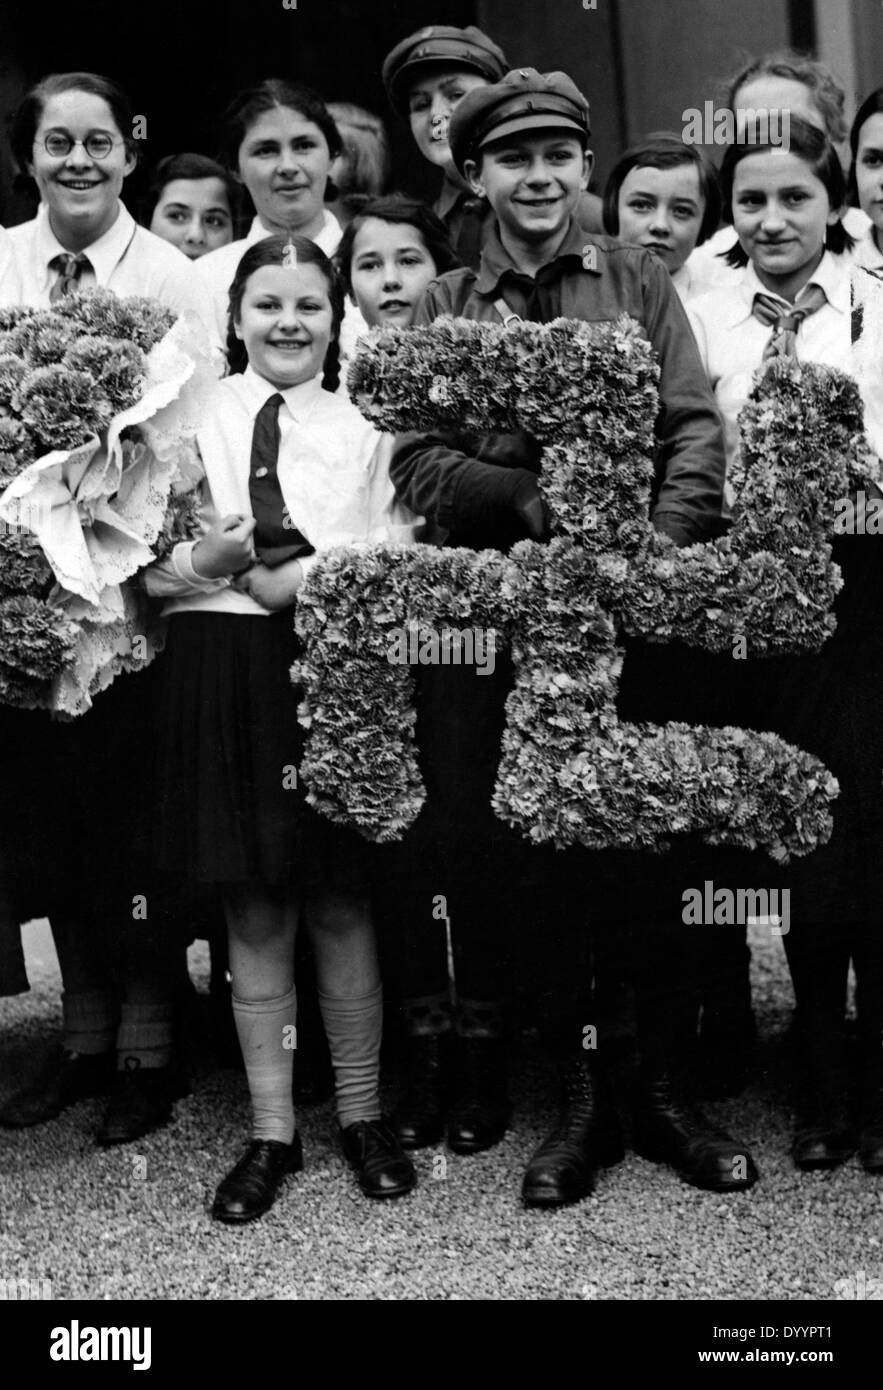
(6, 71, 210, 320)
(0, 71, 211, 1148)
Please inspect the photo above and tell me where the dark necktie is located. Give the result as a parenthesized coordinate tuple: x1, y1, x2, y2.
(49, 252, 91, 302)
(751, 284, 827, 361)
(499, 256, 582, 323)
(446, 194, 488, 273)
(248, 392, 315, 568)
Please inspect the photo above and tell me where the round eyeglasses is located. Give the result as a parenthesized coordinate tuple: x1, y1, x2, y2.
(38, 132, 121, 160)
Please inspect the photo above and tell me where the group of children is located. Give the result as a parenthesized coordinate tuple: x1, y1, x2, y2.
(0, 26, 881, 1224)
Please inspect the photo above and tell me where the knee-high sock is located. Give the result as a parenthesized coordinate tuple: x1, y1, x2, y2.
(232, 987, 297, 1144)
(62, 989, 118, 1055)
(318, 984, 383, 1128)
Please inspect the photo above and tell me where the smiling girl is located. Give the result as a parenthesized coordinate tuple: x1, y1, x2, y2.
(145, 235, 419, 1221)
(688, 118, 883, 1175)
(7, 72, 208, 319)
(381, 25, 508, 269)
(688, 117, 854, 478)
(686, 50, 870, 294)
(0, 72, 210, 1148)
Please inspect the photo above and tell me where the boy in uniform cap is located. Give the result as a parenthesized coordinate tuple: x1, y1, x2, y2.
(390, 68, 758, 1206)
(381, 27, 602, 269)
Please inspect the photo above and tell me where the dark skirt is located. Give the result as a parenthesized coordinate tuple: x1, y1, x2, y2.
(0, 666, 161, 994)
(153, 610, 367, 893)
(153, 610, 305, 886)
(615, 531, 883, 927)
(757, 533, 883, 924)
(0, 707, 44, 994)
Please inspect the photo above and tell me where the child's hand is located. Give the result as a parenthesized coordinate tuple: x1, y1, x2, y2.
(232, 559, 304, 611)
(512, 477, 551, 540)
(192, 515, 256, 579)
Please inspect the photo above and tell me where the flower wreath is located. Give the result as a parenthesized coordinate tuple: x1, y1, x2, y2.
(292, 315, 878, 860)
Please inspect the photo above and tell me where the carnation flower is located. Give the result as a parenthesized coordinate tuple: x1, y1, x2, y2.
(0, 353, 28, 410)
(0, 595, 79, 705)
(0, 305, 33, 334)
(19, 364, 114, 451)
(2, 312, 76, 365)
(51, 288, 175, 353)
(62, 336, 146, 413)
(0, 528, 54, 598)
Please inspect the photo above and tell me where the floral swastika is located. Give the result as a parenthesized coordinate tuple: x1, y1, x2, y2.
(292, 315, 877, 860)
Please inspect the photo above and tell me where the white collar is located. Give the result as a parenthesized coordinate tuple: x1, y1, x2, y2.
(241, 365, 326, 421)
(35, 200, 136, 281)
(247, 209, 342, 256)
(730, 251, 850, 327)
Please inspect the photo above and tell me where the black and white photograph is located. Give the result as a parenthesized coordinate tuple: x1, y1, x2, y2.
(0, 0, 881, 1340)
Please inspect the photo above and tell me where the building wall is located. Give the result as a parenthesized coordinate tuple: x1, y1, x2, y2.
(2, 0, 883, 227)
(478, 0, 796, 183)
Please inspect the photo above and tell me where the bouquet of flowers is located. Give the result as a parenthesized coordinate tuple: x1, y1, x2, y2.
(0, 290, 215, 715)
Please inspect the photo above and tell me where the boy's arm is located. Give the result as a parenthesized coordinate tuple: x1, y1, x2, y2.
(640, 256, 727, 546)
(390, 278, 543, 533)
(389, 430, 541, 533)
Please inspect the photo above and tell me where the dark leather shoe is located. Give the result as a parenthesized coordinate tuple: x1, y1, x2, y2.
(0, 1048, 115, 1128)
(392, 1034, 447, 1150)
(96, 1058, 187, 1147)
(447, 1037, 510, 1155)
(523, 1058, 624, 1207)
(793, 1096, 856, 1171)
(860, 1090, 883, 1174)
(341, 1119, 416, 1198)
(634, 1072, 758, 1192)
(212, 1136, 303, 1224)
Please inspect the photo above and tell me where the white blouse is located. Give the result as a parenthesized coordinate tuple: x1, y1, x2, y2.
(687, 253, 854, 493)
(849, 222, 883, 272)
(6, 201, 212, 324)
(0, 226, 21, 306)
(684, 206, 872, 299)
(144, 365, 422, 617)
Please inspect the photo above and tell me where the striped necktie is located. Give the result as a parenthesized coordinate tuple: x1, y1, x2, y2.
(751, 284, 828, 361)
(248, 392, 315, 567)
(49, 252, 91, 302)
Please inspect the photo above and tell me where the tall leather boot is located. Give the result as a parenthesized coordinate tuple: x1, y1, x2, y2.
(392, 1034, 447, 1149)
(791, 1023, 856, 1170)
(447, 1000, 510, 1155)
(522, 1054, 624, 1207)
(634, 1066, 758, 1191)
(390, 993, 452, 1150)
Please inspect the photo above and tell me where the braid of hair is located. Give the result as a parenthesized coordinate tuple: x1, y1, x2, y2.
(322, 337, 342, 394)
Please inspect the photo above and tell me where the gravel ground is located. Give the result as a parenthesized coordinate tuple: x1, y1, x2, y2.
(0, 919, 880, 1302)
